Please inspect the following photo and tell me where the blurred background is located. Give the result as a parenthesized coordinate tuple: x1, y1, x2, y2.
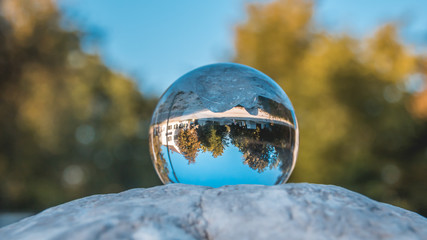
(1, 0, 426, 226)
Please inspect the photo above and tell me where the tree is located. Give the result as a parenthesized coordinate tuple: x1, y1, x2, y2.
(227, 122, 293, 173)
(197, 124, 228, 158)
(0, 0, 159, 211)
(176, 127, 201, 164)
(234, 0, 427, 215)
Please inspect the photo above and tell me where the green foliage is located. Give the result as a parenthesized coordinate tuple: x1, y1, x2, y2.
(175, 121, 292, 173)
(198, 125, 228, 158)
(235, 0, 427, 215)
(0, 0, 160, 211)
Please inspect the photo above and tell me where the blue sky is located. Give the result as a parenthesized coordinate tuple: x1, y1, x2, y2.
(59, 0, 427, 96)
(162, 145, 282, 187)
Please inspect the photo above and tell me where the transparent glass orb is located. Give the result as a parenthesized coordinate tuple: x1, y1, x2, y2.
(149, 63, 298, 187)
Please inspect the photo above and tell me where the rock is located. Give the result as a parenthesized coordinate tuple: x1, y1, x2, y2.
(0, 183, 426, 240)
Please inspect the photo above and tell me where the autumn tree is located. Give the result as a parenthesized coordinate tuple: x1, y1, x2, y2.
(0, 0, 159, 211)
(176, 127, 201, 164)
(234, 0, 427, 215)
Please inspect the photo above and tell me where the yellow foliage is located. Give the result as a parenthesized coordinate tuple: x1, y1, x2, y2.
(365, 24, 417, 82)
(234, 0, 427, 215)
(1, 0, 56, 42)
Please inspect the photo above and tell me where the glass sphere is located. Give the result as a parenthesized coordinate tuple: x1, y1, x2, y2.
(149, 63, 298, 187)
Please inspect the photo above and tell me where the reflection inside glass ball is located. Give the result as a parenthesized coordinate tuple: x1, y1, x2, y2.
(149, 63, 298, 187)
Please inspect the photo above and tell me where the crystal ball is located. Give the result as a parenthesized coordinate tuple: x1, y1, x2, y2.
(149, 63, 299, 187)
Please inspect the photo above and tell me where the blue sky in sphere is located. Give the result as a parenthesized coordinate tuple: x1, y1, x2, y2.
(59, 0, 427, 96)
(167, 144, 282, 187)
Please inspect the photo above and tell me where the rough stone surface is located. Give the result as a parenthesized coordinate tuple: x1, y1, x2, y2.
(0, 183, 426, 240)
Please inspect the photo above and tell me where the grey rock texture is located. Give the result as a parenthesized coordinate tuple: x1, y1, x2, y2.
(0, 183, 426, 240)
